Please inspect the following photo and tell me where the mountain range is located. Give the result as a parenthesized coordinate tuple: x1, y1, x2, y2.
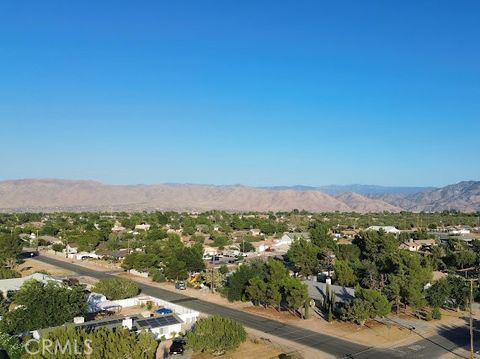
(0, 179, 479, 213)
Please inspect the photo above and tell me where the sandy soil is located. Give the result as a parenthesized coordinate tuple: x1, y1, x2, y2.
(192, 337, 284, 359)
(17, 258, 75, 277)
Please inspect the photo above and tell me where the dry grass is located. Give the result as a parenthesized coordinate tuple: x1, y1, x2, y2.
(17, 258, 75, 277)
(192, 337, 285, 359)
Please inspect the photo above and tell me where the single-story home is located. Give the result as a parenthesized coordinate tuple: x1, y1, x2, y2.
(0, 273, 60, 297)
(135, 223, 151, 231)
(366, 226, 401, 234)
(111, 221, 126, 233)
(250, 229, 261, 236)
(35, 314, 183, 340)
(304, 280, 355, 309)
(399, 238, 437, 252)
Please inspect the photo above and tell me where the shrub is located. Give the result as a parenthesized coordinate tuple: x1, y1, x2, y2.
(0, 332, 25, 359)
(149, 268, 166, 283)
(0, 268, 21, 279)
(92, 278, 139, 300)
(432, 307, 442, 320)
(186, 315, 246, 355)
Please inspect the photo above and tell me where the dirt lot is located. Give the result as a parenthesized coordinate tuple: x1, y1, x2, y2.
(192, 337, 284, 359)
(17, 258, 75, 277)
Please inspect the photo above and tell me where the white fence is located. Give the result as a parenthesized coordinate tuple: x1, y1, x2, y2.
(112, 295, 200, 329)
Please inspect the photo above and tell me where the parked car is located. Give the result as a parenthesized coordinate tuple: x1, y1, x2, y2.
(169, 338, 185, 355)
(175, 281, 186, 290)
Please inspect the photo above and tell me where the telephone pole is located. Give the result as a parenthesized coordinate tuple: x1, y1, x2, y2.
(470, 278, 475, 359)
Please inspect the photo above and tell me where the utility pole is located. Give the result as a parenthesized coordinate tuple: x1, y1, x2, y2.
(470, 278, 475, 359)
(458, 268, 477, 359)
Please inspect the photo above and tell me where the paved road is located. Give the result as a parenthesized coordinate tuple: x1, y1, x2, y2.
(34, 255, 472, 358)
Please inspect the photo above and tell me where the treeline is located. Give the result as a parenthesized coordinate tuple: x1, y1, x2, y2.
(223, 258, 310, 318)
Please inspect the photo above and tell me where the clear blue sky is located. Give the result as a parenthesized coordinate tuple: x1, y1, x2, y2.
(1, 1, 479, 187)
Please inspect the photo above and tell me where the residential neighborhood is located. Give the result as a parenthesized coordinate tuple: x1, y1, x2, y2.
(1, 210, 480, 358)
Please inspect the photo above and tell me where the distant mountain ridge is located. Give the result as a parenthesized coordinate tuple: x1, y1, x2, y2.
(266, 184, 435, 194)
(0, 179, 478, 213)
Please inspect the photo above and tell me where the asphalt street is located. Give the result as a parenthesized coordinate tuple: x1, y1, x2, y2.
(34, 255, 473, 359)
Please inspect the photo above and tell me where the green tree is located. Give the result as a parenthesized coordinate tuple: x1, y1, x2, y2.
(185, 316, 246, 355)
(342, 299, 371, 326)
(122, 252, 159, 272)
(353, 231, 398, 269)
(29, 326, 158, 359)
(309, 222, 336, 250)
(0, 280, 86, 334)
(426, 278, 450, 308)
(342, 287, 390, 326)
(0, 332, 24, 359)
(219, 264, 229, 275)
(384, 274, 404, 314)
(92, 278, 139, 300)
(51, 243, 65, 254)
(447, 275, 470, 311)
(246, 276, 268, 306)
(287, 238, 319, 277)
(333, 260, 356, 286)
(164, 258, 188, 280)
(453, 250, 477, 269)
(283, 277, 309, 317)
(356, 287, 391, 317)
(336, 244, 361, 262)
(0, 234, 22, 266)
(225, 264, 258, 302)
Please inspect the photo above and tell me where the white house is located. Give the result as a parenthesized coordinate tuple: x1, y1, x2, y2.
(135, 223, 151, 231)
(250, 229, 261, 236)
(111, 221, 126, 233)
(112, 295, 200, 331)
(252, 241, 270, 252)
(450, 228, 471, 235)
(366, 226, 401, 234)
(37, 314, 183, 341)
(272, 232, 307, 252)
(0, 273, 60, 297)
(64, 244, 79, 255)
(399, 238, 436, 252)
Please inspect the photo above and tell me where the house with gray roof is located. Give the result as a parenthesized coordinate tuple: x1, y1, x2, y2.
(0, 273, 60, 297)
(303, 280, 355, 307)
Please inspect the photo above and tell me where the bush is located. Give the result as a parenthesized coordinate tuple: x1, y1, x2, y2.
(149, 268, 166, 282)
(92, 278, 139, 300)
(0, 332, 25, 359)
(186, 315, 246, 355)
(432, 307, 442, 320)
(425, 312, 433, 321)
(219, 264, 229, 275)
(0, 268, 21, 279)
(0, 281, 86, 335)
(32, 326, 158, 358)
